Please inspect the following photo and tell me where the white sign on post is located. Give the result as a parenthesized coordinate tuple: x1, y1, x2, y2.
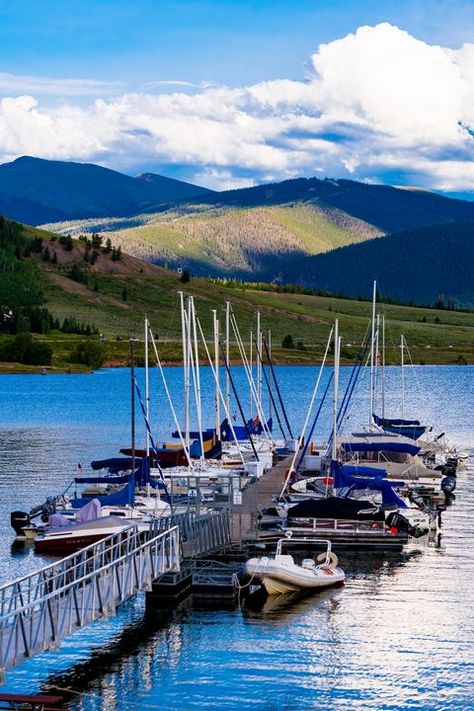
(233, 491, 242, 506)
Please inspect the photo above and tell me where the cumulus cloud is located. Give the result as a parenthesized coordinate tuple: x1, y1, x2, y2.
(1, 23, 474, 191)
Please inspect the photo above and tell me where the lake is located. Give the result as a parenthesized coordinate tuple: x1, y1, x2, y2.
(0, 365, 472, 709)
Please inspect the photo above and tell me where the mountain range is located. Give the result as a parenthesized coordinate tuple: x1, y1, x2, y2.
(0, 156, 213, 224)
(1, 156, 474, 306)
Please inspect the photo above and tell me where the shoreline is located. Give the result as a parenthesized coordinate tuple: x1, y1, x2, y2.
(1, 356, 472, 375)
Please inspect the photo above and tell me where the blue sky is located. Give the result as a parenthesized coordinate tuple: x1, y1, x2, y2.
(1, 0, 472, 86)
(0, 0, 474, 193)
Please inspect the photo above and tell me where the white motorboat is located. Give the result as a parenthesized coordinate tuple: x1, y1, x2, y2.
(244, 538, 345, 595)
(34, 515, 135, 554)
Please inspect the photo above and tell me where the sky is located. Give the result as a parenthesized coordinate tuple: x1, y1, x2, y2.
(1, 0, 474, 193)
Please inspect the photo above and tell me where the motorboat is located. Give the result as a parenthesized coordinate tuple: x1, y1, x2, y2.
(244, 537, 345, 595)
(34, 513, 135, 554)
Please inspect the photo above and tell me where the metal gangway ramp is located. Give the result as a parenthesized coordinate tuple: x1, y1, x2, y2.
(0, 524, 180, 678)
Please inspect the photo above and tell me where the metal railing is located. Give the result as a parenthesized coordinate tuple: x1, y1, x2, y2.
(150, 510, 231, 557)
(286, 517, 388, 532)
(0, 524, 180, 676)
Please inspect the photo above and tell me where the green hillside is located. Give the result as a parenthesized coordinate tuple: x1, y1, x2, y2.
(43, 202, 382, 277)
(1, 216, 474, 371)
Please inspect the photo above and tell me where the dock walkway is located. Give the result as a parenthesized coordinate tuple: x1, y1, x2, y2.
(236, 454, 294, 540)
(0, 525, 180, 677)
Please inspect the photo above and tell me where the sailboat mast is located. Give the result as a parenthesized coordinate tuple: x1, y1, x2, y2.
(179, 293, 188, 448)
(130, 340, 136, 474)
(332, 319, 340, 462)
(249, 329, 253, 417)
(369, 279, 377, 424)
(225, 300, 230, 417)
(190, 297, 205, 460)
(268, 329, 272, 420)
(185, 297, 192, 451)
(401, 334, 405, 420)
(374, 312, 380, 415)
(144, 315, 150, 458)
(212, 309, 220, 436)
(382, 314, 386, 419)
(256, 311, 262, 410)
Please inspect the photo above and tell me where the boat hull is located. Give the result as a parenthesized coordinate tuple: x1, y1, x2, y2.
(244, 558, 345, 595)
(34, 531, 114, 554)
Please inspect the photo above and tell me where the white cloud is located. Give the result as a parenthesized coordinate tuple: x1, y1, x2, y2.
(0, 72, 123, 96)
(192, 169, 255, 191)
(1, 23, 474, 191)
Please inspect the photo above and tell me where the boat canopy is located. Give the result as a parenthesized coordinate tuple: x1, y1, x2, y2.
(81, 459, 165, 490)
(339, 434, 421, 456)
(74, 473, 130, 485)
(70, 478, 135, 509)
(287, 496, 385, 521)
(332, 461, 407, 509)
(90, 457, 135, 472)
(340, 464, 388, 479)
(372, 414, 427, 441)
(373, 414, 421, 427)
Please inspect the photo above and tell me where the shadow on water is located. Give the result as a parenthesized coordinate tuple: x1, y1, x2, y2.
(37, 548, 425, 707)
(242, 548, 423, 621)
(42, 602, 192, 707)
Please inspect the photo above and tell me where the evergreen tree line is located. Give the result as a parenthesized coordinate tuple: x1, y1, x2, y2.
(0, 305, 98, 336)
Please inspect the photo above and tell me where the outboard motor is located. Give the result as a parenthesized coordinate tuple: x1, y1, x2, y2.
(386, 511, 429, 539)
(408, 523, 430, 539)
(407, 489, 427, 511)
(386, 511, 410, 533)
(11, 510, 30, 536)
(446, 457, 458, 472)
(441, 475, 456, 495)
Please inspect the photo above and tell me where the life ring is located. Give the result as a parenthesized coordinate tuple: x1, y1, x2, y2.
(316, 551, 339, 569)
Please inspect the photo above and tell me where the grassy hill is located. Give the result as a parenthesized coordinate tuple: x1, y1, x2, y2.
(42, 173, 474, 286)
(1, 216, 474, 371)
(0, 156, 213, 225)
(42, 201, 383, 277)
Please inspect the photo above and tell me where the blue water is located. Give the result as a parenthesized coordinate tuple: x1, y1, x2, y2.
(0, 365, 473, 709)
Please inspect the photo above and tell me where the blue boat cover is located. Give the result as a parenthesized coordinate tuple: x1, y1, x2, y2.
(373, 414, 421, 426)
(75, 474, 131, 485)
(340, 439, 421, 456)
(71, 477, 135, 509)
(77, 459, 164, 490)
(372, 413, 427, 441)
(332, 461, 407, 508)
(340, 464, 388, 479)
(90, 457, 136, 472)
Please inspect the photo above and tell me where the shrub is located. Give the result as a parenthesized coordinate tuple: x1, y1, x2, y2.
(282, 334, 295, 349)
(0, 333, 52, 365)
(179, 269, 191, 283)
(71, 339, 105, 369)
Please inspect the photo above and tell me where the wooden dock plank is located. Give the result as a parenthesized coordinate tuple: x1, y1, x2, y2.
(241, 454, 293, 513)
